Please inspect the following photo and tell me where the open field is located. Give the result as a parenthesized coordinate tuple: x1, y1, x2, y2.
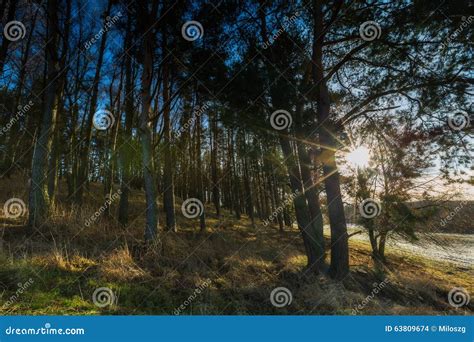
(345, 225, 474, 268)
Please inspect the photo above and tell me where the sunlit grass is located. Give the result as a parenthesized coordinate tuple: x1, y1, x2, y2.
(0, 179, 472, 315)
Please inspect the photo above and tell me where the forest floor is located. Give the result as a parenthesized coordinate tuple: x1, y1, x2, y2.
(0, 176, 472, 315)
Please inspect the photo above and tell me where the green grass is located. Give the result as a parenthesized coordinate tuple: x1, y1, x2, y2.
(0, 178, 472, 315)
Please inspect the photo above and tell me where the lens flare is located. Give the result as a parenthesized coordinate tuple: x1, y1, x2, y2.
(346, 146, 370, 168)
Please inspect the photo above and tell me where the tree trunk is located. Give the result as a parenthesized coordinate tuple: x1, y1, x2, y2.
(47, 114, 60, 204)
(28, 0, 60, 228)
(378, 231, 387, 262)
(118, 14, 134, 226)
(76, 0, 112, 204)
(46, 0, 70, 206)
(104, 85, 121, 218)
(279, 135, 323, 273)
(270, 172, 284, 232)
(210, 112, 221, 217)
(2, 7, 38, 176)
(137, 2, 159, 242)
(312, 0, 349, 279)
(296, 140, 325, 269)
(162, 51, 176, 232)
(196, 110, 206, 232)
(231, 131, 241, 220)
(241, 134, 255, 228)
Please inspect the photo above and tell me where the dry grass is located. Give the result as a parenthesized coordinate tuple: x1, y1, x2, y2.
(0, 176, 472, 315)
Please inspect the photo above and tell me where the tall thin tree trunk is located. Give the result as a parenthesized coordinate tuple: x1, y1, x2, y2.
(279, 135, 322, 273)
(295, 107, 325, 269)
(47, 114, 60, 203)
(270, 171, 284, 232)
(312, 0, 349, 279)
(241, 133, 255, 228)
(2, 7, 38, 175)
(76, 0, 112, 204)
(118, 14, 134, 225)
(196, 111, 206, 232)
(104, 82, 121, 218)
(28, 0, 60, 228)
(162, 49, 176, 232)
(210, 113, 221, 217)
(46, 0, 71, 206)
(231, 131, 241, 219)
(137, 1, 159, 242)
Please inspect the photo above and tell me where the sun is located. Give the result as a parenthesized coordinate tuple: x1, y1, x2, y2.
(346, 146, 370, 168)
